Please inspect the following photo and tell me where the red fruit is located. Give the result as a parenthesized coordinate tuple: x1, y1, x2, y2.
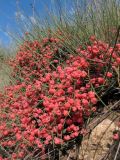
(54, 137, 62, 145)
(64, 102, 71, 109)
(113, 133, 119, 140)
(29, 135, 34, 142)
(91, 98, 97, 104)
(82, 99, 89, 106)
(70, 132, 79, 138)
(7, 141, 13, 146)
(63, 110, 68, 117)
(67, 87, 73, 93)
(72, 107, 77, 112)
(87, 46, 92, 52)
(3, 130, 9, 136)
(57, 124, 63, 131)
(56, 110, 61, 116)
(92, 45, 99, 54)
(12, 153, 17, 159)
(97, 77, 105, 84)
(81, 71, 87, 77)
(49, 88, 55, 94)
(53, 59, 58, 63)
(116, 43, 120, 50)
(25, 32, 29, 35)
(116, 57, 120, 64)
(90, 35, 96, 41)
(18, 152, 24, 158)
(106, 72, 112, 78)
(69, 98, 74, 104)
(16, 133, 22, 141)
(66, 119, 73, 125)
(91, 107, 96, 112)
(0, 157, 3, 160)
(90, 78, 96, 84)
(38, 143, 43, 149)
(88, 91, 95, 98)
(64, 135, 70, 141)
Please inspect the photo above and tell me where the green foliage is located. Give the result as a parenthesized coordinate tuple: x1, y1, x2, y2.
(15, 0, 120, 54)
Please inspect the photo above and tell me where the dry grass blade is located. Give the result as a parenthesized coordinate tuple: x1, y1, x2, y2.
(114, 141, 120, 160)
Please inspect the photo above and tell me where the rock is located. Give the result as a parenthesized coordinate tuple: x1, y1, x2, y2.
(79, 118, 118, 160)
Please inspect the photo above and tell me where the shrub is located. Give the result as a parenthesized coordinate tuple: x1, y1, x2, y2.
(0, 35, 120, 159)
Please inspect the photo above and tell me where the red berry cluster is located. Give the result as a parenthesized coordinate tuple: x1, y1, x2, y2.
(0, 36, 120, 159)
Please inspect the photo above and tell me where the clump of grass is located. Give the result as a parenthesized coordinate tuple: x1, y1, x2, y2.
(0, 45, 15, 91)
(52, 0, 120, 50)
(14, 0, 120, 54)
